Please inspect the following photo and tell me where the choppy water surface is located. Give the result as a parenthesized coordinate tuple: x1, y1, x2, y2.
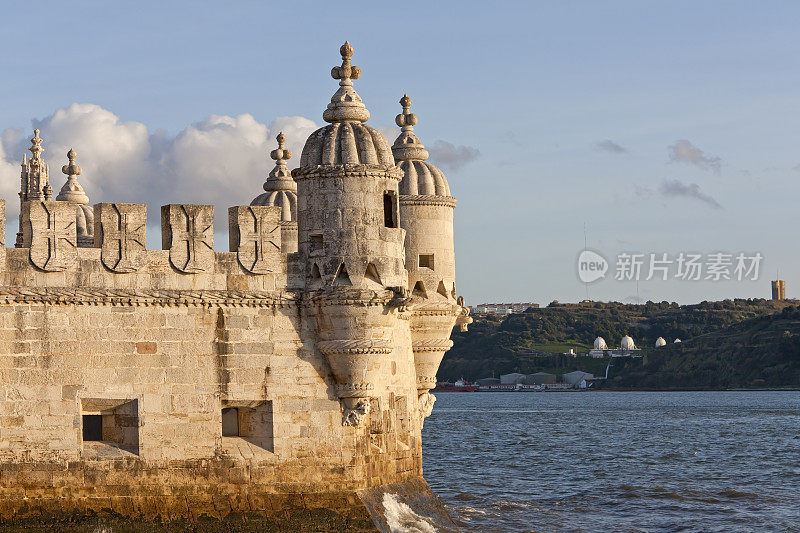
(422, 391, 800, 532)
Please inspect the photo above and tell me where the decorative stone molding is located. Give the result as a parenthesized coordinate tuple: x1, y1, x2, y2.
(161, 204, 214, 273)
(411, 339, 454, 352)
(23, 201, 77, 272)
(398, 194, 458, 208)
(317, 339, 393, 356)
(229, 205, 282, 274)
(418, 392, 436, 424)
(95, 203, 147, 273)
(0, 200, 5, 265)
(0, 287, 295, 308)
(292, 164, 403, 182)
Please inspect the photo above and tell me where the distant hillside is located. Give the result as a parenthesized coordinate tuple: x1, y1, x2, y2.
(441, 299, 797, 388)
(606, 306, 800, 389)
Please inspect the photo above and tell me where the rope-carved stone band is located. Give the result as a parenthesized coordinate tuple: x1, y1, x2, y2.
(411, 339, 454, 352)
(0, 288, 297, 308)
(293, 165, 403, 182)
(317, 339, 394, 355)
(399, 195, 458, 208)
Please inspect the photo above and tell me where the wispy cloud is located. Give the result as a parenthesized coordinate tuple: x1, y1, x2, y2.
(427, 140, 480, 172)
(595, 139, 627, 153)
(659, 178, 721, 209)
(668, 140, 721, 173)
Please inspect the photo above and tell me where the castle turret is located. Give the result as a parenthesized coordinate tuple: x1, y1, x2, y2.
(293, 42, 410, 425)
(393, 95, 469, 413)
(15, 129, 53, 247)
(251, 132, 298, 253)
(56, 149, 94, 248)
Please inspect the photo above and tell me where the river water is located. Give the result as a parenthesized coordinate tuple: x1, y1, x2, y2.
(422, 391, 800, 532)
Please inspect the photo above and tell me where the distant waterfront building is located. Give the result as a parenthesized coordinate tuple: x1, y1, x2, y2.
(655, 337, 666, 347)
(524, 372, 556, 385)
(472, 302, 539, 314)
(771, 280, 786, 301)
(563, 371, 594, 388)
(674, 338, 682, 343)
(500, 372, 526, 384)
(476, 378, 501, 386)
(620, 335, 636, 351)
(593, 337, 608, 350)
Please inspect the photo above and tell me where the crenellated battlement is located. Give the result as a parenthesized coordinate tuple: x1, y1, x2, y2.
(3, 199, 301, 294)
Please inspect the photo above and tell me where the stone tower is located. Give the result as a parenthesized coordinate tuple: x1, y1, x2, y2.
(15, 129, 53, 247)
(393, 95, 471, 414)
(251, 132, 298, 253)
(293, 42, 411, 424)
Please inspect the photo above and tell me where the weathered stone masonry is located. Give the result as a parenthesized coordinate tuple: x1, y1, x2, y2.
(0, 42, 470, 525)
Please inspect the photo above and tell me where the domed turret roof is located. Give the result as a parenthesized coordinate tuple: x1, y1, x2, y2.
(392, 95, 452, 197)
(620, 335, 636, 350)
(655, 337, 666, 347)
(593, 336, 608, 350)
(56, 149, 94, 247)
(252, 132, 297, 222)
(298, 42, 395, 169)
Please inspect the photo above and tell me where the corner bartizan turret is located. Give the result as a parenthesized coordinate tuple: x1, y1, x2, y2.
(56, 149, 94, 248)
(15, 130, 53, 247)
(393, 95, 471, 419)
(293, 43, 410, 426)
(252, 132, 298, 253)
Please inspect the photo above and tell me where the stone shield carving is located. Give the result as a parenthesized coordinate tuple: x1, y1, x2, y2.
(96, 203, 147, 273)
(229, 206, 281, 274)
(25, 201, 77, 272)
(162, 204, 214, 273)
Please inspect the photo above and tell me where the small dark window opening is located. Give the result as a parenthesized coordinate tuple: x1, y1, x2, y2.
(384, 192, 398, 228)
(82, 414, 103, 441)
(222, 407, 240, 437)
(419, 254, 435, 269)
(310, 234, 324, 253)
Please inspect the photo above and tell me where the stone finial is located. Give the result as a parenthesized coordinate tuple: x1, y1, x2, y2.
(29, 129, 44, 160)
(323, 41, 370, 124)
(265, 132, 293, 191)
(391, 94, 429, 162)
(57, 149, 90, 205)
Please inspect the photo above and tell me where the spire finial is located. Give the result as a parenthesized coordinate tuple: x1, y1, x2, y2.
(323, 41, 370, 123)
(270, 132, 292, 166)
(396, 94, 418, 132)
(29, 129, 44, 160)
(391, 94, 428, 162)
(262, 132, 296, 192)
(56, 148, 89, 205)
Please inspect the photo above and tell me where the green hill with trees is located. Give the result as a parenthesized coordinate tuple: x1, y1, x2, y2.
(442, 299, 800, 389)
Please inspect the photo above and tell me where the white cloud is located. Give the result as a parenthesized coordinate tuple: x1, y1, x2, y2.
(668, 140, 721, 173)
(427, 140, 480, 172)
(0, 104, 319, 237)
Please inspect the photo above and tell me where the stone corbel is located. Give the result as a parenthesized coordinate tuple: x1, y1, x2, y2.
(342, 397, 371, 427)
(455, 296, 473, 332)
(418, 392, 436, 427)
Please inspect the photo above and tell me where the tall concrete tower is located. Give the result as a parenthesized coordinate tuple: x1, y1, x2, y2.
(393, 95, 470, 413)
(293, 42, 411, 424)
(771, 280, 786, 300)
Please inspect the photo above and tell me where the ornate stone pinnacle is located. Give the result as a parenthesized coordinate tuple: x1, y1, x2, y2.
(323, 41, 370, 123)
(270, 132, 292, 164)
(331, 41, 361, 83)
(391, 95, 428, 162)
(264, 132, 296, 192)
(56, 148, 90, 205)
(395, 94, 418, 132)
(62, 148, 82, 177)
(29, 129, 44, 160)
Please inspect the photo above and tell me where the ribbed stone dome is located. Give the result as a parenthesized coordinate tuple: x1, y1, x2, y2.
(75, 204, 94, 245)
(298, 42, 394, 169)
(392, 95, 452, 199)
(300, 122, 395, 167)
(57, 149, 94, 247)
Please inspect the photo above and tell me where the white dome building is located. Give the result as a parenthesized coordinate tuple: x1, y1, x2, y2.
(593, 337, 608, 350)
(620, 335, 636, 351)
(655, 337, 667, 347)
(674, 338, 682, 343)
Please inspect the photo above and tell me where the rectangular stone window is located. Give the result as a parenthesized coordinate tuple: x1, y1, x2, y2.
(310, 234, 324, 254)
(220, 401, 274, 454)
(222, 407, 239, 437)
(80, 398, 140, 456)
(82, 414, 102, 441)
(418, 254, 435, 269)
(383, 192, 398, 228)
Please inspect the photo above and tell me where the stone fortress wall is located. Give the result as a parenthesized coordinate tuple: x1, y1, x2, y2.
(0, 42, 470, 527)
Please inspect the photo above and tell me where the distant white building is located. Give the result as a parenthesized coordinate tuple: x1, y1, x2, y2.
(563, 371, 593, 388)
(655, 337, 666, 347)
(500, 372, 526, 384)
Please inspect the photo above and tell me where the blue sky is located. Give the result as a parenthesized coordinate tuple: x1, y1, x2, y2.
(2, 1, 800, 304)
